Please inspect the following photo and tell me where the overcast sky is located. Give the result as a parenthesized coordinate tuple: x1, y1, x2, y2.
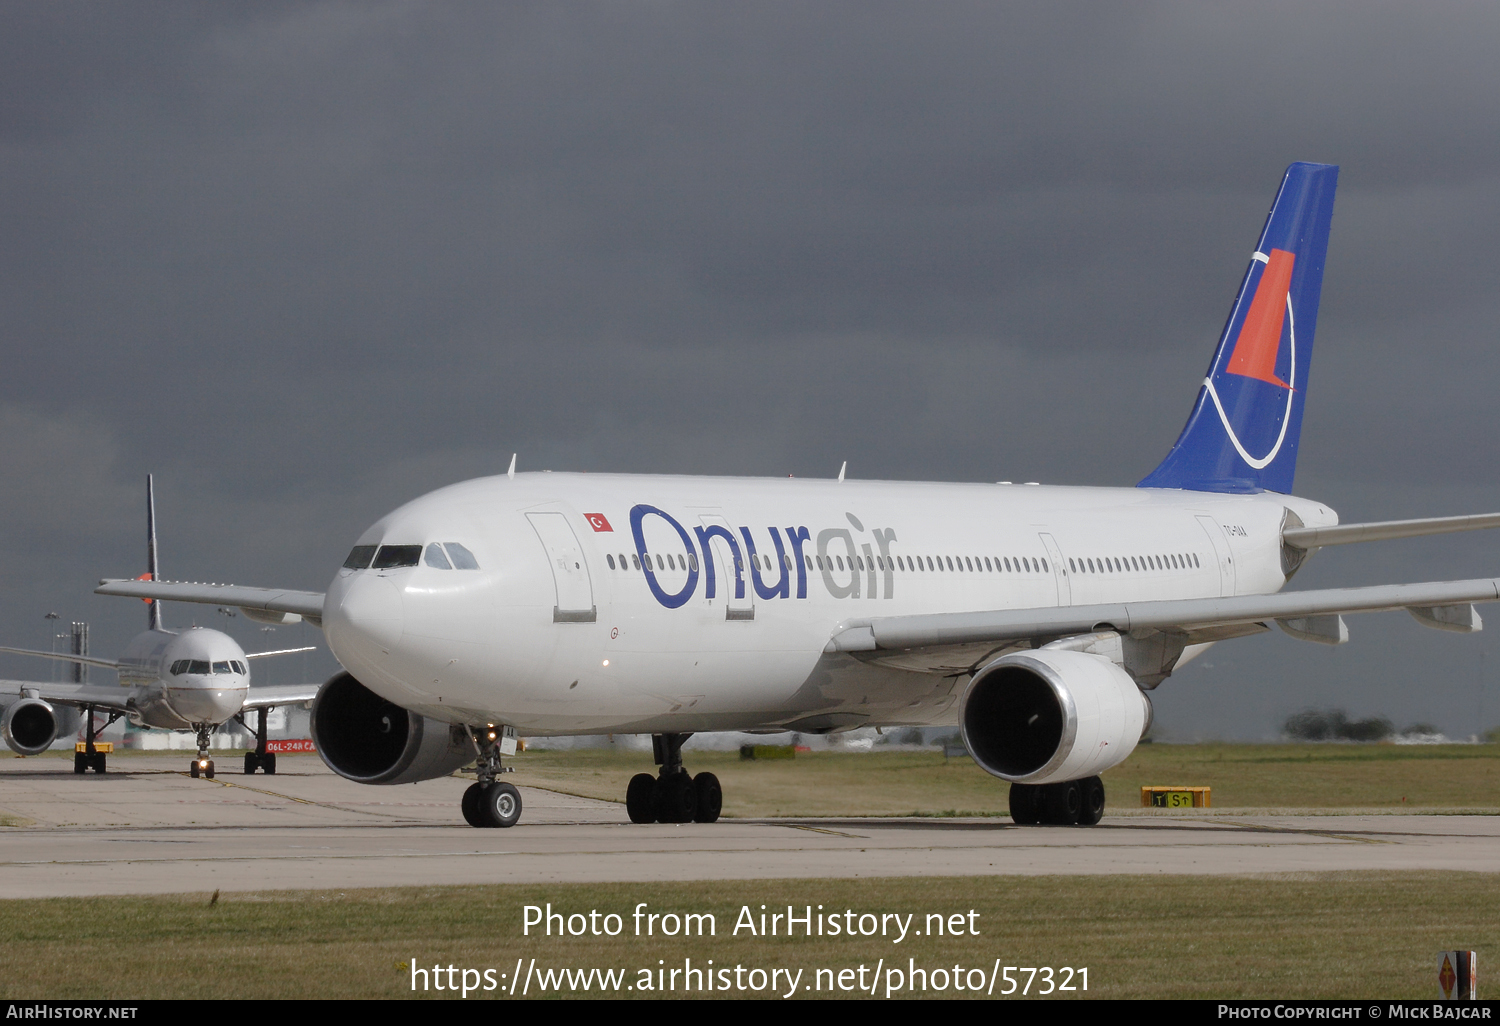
(3, 2, 1499, 739)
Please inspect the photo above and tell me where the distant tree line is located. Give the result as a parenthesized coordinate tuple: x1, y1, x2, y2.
(1281, 709, 1464, 741)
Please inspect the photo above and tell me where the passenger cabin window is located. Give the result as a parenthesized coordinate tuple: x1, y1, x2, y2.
(372, 544, 422, 569)
(424, 543, 452, 569)
(342, 545, 377, 570)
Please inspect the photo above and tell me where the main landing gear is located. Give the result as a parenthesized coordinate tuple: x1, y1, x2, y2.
(72, 705, 119, 774)
(625, 733, 722, 825)
(187, 723, 215, 779)
(236, 707, 277, 775)
(1008, 776, 1106, 826)
(461, 726, 522, 828)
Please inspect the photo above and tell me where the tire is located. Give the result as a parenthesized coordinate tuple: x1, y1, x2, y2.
(479, 781, 522, 828)
(189, 760, 200, 779)
(74, 753, 86, 775)
(692, 772, 722, 823)
(1042, 780, 1082, 825)
(461, 783, 485, 827)
(1008, 783, 1043, 825)
(1078, 776, 1105, 826)
(654, 771, 696, 824)
(626, 773, 657, 824)
(204, 760, 215, 780)
(244, 753, 258, 775)
(92, 753, 106, 774)
(263, 752, 276, 775)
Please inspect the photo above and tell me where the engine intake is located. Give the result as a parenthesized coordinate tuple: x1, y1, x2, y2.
(2, 698, 64, 757)
(311, 672, 474, 784)
(961, 649, 1150, 784)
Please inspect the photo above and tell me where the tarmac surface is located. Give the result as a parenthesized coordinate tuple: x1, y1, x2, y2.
(2, 754, 1497, 898)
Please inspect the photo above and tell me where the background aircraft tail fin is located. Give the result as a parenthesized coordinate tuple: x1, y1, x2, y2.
(146, 473, 162, 631)
(1139, 162, 1339, 494)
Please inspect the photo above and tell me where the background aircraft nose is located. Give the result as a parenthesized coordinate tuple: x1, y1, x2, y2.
(327, 573, 405, 655)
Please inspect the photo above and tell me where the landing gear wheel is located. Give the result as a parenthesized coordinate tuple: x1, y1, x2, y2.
(1042, 780, 1081, 825)
(263, 752, 276, 775)
(479, 781, 522, 828)
(626, 773, 657, 824)
(1078, 776, 1105, 826)
(654, 771, 696, 824)
(189, 760, 201, 779)
(203, 760, 215, 780)
(244, 753, 258, 775)
(1008, 782, 1043, 825)
(461, 783, 485, 827)
(692, 772, 722, 823)
(91, 753, 106, 774)
(74, 752, 87, 775)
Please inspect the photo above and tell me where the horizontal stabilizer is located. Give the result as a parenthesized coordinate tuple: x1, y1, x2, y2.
(1284, 511, 1500, 549)
(96, 579, 325, 624)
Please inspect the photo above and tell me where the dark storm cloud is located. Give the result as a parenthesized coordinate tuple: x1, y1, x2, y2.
(3, 2, 1500, 737)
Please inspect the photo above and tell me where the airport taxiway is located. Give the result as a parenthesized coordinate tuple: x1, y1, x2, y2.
(2, 755, 1497, 898)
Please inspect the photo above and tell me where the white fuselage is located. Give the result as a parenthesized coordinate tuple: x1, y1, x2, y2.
(114, 627, 250, 729)
(320, 473, 1337, 735)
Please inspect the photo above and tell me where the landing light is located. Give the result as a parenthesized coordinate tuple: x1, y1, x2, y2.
(602, 659, 609, 667)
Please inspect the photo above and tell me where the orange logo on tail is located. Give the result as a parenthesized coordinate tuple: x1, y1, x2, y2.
(1226, 248, 1296, 388)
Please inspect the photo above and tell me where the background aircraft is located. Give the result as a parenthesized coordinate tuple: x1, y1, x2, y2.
(0, 476, 318, 778)
(97, 165, 1500, 827)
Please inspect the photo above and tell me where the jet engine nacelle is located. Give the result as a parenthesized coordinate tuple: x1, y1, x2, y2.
(310, 672, 475, 785)
(960, 649, 1151, 785)
(2, 698, 72, 757)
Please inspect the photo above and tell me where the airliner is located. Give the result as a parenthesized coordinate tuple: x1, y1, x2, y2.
(96, 163, 1500, 828)
(0, 477, 317, 777)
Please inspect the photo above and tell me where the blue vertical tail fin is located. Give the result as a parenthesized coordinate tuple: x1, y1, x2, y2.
(1139, 162, 1339, 494)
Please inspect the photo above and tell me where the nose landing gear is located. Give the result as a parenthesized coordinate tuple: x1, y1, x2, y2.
(462, 725, 522, 828)
(187, 723, 215, 779)
(625, 733, 722, 824)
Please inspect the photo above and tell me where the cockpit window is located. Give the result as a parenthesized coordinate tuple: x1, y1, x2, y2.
(232, 661, 247, 675)
(188, 660, 210, 675)
(372, 544, 423, 569)
(212, 661, 233, 674)
(170, 659, 185, 675)
(423, 543, 452, 569)
(444, 542, 480, 570)
(343, 545, 378, 569)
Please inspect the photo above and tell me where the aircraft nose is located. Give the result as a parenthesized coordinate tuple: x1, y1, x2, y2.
(325, 573, 405, 657)
(165, 685, 246, 724)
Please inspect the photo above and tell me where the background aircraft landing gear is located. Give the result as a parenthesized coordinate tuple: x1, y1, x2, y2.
(74, 705, 112, 774)
(462, 726, 522, 827)
(1009, 777, 1104, 826)
(237, 708, 277, 775)
(626, 733, 721, 824)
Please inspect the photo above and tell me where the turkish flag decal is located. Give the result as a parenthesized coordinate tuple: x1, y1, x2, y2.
(585, 513, 613, 532)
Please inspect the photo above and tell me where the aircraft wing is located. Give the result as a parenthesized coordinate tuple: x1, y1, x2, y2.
(826, 577, 1500, 655)
(0, 646, 122, 670)
(240, 685, 321, 710)
(95, 579, 326, 626)
(0, 680, 137, 712)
